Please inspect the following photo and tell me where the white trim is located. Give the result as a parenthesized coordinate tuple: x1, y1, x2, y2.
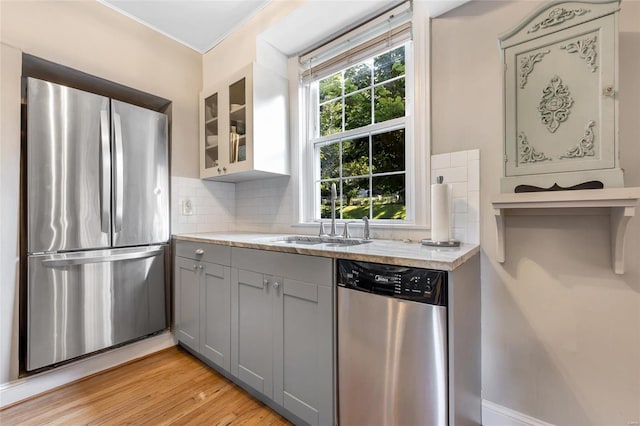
(482, 400, 557, 426)
(0, 332, 175, 409)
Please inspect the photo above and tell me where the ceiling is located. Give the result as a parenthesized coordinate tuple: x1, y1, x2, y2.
(98, 0, 271, 54)
(98, 0, 471, 56)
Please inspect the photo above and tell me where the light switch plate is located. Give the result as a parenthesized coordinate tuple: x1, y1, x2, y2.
(182, 199, 193, 216)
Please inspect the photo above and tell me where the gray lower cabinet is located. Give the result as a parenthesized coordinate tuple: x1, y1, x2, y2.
(175, 242, 334, 426)
(200, 262, 231, 371)
(231, 247, 334, 426)
(174, 256, 200, 350)
(174, 242, 232, 373)
(231, 268, 277, 398)
(274, 277, 333, 426)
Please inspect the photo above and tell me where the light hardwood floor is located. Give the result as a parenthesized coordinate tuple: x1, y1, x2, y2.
(0, 346, 292, 425)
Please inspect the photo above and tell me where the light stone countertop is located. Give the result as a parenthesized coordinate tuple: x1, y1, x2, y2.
(173, 232, 480, 271)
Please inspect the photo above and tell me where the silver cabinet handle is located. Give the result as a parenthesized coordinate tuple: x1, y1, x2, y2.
(193, 264, 198, 270)
(264, 278, 269, 286)
(113, 112, 124, 232)
(273, 281, 280, 289)
(99, 109, 111, 234)
(195, 249, 204, 255)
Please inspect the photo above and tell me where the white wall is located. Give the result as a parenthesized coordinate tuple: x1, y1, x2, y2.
(0, 0, 201, 389)
(431, 1, 640, 425)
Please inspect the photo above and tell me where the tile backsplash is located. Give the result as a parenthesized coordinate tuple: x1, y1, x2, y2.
(235, 176, 294, 233)
(171, 149, 480, 244)
(171, 176, 235, 234)
(431, 149, 480, 244)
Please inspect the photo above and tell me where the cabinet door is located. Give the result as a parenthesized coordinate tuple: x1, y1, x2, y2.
(274, 279, 333, 426)
(202, 91, 220, 172)
(231, 268, 273, 398)
(200, 262, 231, 372)
(226, 68, 252, 175)
(504, 15, 616, 178)
(174, 257, 200, 351)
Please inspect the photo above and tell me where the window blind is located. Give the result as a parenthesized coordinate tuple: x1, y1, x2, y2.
(300, 1, 412, 83)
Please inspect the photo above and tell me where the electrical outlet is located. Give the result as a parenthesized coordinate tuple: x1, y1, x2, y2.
(181, 199, 193, 216)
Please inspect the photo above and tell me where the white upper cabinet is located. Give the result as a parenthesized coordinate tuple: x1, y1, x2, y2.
(499, 0, 624, 192)
(200, 62, 289, 182)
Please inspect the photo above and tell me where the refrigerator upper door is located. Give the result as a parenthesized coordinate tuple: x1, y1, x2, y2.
(27, 77, 111, 253)
(111, 100, 169, 247)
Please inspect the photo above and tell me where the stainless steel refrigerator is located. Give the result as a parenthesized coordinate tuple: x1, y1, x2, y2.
(25, 77, 169, 371)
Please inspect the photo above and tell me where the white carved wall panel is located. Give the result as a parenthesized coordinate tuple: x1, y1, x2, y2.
(499, 1, 624, 192)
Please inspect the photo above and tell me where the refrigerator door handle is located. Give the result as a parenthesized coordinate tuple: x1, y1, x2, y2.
(41, 247, 164, 268)
(99, 109, 111, 234)
(113, 112, 124, 232)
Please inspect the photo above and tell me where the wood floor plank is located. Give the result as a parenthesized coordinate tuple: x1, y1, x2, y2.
(0, 346, 292, 426)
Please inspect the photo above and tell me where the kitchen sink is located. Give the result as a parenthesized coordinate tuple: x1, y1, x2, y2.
(270, 235, 372, 246)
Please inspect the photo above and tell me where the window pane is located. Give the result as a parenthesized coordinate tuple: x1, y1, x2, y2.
(372, 174, 406, 220)
(372, 129, 405, 173)
(345, 91, 372, 131)
(342, 136, 370, 177)
(319, 180, 339, 219)
(319, 99, 342, 136)
(344, 62, 371, 94)
(319, 142, 340, 179)
(374, 77, 405, 123)
(374, 46, 405, 83)
(342, 177, 369, 220)
(319, 73, 342, 103)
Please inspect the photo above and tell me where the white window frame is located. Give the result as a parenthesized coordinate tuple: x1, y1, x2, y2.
(295, 2, 430, 230)
(308, 43, 414, 224)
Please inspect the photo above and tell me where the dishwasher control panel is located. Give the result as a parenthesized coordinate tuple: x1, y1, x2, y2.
(337, 259, 446, 305)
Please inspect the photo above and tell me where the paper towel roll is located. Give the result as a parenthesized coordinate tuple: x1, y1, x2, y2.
(431, 178, 451, 242)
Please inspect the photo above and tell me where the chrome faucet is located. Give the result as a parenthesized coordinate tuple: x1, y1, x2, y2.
(318, 221, 328, 237)
(362, 216, 370, 240)
(330, 183, 338, 237)
(342, 221, 355, 239)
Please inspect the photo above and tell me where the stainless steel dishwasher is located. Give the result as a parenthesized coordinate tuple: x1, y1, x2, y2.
(337, 259, 448, 426)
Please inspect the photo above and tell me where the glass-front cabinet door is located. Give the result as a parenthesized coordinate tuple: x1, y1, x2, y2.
(229, 77, 247, 165)
(202, 92, 220, 173)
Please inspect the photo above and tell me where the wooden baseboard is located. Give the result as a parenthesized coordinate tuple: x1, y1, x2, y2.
(0, 332, 175, 409)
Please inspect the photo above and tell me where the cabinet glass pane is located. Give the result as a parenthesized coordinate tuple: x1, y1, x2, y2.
(204, 93, 219, 169)
(229, 78, 246, 164)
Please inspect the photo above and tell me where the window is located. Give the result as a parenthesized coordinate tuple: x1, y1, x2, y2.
(299, 3, 420, 225)
(312, 45, 409, 221)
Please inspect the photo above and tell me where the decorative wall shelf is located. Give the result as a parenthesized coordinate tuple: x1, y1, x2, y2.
(491, 187, 640, 274)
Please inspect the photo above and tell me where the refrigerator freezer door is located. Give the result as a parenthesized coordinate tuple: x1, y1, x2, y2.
(27, 246, 167, 371)
(111, 100, 169, 247)
(27, 77, 111, 253)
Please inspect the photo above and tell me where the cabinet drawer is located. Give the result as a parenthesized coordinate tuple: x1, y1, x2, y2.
(231, 247, 332, 287)
(175, 241, 231, 265)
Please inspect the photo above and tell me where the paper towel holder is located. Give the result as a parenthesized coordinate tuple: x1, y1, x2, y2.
(423, 175, 460, 247)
